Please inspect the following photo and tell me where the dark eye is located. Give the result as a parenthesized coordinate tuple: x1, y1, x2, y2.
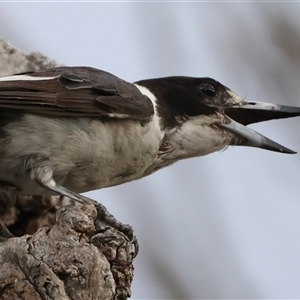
(199, 83, 216, 97)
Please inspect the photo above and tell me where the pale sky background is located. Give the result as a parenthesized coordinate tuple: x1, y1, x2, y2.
(1, 2, 300, 299)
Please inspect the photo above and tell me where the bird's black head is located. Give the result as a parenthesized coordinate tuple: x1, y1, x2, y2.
(136, 76, 237, 129)
(135, 76, 300, 154)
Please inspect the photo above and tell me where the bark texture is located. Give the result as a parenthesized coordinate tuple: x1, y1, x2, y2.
(0, 38, 59, 76)
(0, 37, 135, 300)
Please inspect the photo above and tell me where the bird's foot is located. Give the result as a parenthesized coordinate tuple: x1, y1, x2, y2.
(79, 195, 139, 257)
(31, 166, 84, 204)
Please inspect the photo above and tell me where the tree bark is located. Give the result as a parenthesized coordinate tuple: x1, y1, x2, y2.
(0, 37, 135, 300)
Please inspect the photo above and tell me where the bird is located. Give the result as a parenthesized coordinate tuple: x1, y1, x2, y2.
(0, 66, 299, 203)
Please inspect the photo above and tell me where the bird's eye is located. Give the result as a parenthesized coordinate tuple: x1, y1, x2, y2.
(199, 83, 216, 98)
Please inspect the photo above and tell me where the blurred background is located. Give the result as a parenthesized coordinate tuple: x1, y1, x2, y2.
(1, 2, 300, 298)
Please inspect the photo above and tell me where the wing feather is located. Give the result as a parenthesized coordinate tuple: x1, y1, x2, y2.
(0, 66, 154, 120)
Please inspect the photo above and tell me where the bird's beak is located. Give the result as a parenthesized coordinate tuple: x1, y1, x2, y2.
(221, 101, 300, 154)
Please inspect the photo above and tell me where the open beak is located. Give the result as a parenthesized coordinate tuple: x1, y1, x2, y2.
(221, 101, 300, 154)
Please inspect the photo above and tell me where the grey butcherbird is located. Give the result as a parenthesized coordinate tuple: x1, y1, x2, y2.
(0, 66, 299, 203)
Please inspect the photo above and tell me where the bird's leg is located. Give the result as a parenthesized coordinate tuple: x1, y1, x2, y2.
(0, 217, 13, 242)
(30, 166, 84, 204)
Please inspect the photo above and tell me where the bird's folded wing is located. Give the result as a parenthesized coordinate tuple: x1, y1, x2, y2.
(0, 66, 154, 120)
